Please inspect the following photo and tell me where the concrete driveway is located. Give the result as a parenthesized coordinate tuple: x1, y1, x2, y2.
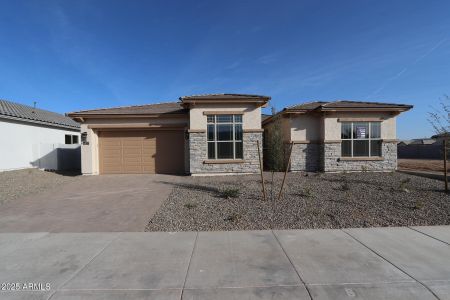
(0, 174, 180, 232)
(0, 226, 449, 299)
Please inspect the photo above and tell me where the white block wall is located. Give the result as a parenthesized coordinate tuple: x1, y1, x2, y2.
(0, 118, 80, 171)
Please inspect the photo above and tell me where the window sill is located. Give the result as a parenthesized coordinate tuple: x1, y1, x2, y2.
(203, 159, 246, 164)
(339, 157, 384, 161)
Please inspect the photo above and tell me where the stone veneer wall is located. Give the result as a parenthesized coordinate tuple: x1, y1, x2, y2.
(289, 143, 322, 172)
(189, 132, 262, 174)
(323, 141, 397, 172)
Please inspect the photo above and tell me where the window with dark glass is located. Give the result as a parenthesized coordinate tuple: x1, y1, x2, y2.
(207, 114, 243, 159)
(65, 134, 79, 145)
(341, 122, 381, 157)
(65, 134, 72, 144)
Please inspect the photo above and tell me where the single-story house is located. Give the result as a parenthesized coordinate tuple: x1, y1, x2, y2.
(263, 101, 413, 172)
(68, 94, 269, 175)
(0, 99, 81, 171)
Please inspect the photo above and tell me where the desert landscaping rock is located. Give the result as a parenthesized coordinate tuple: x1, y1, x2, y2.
(0, 168, 80, 205)
(147, 172, 450, 231)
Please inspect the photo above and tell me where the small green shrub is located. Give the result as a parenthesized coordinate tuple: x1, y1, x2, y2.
(301, 187, 313, 198)
(341, 182, 350, 191)
(224, 213, 240, 222)
(399, 177, 411, 192)
(220, 187, 240, 199)
(184, 203, 197, 209)
(414, 200, 424, 210)
(361, 165, 368, 172)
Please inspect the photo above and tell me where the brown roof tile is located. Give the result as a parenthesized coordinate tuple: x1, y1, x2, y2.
(286, 100, 412, 111)
(263, 100, 413, 125)
(68, 102, 188, 116)
(321, 100, 413, 109)
(285, 101, 329, 110)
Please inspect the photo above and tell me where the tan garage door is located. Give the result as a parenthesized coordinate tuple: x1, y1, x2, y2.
(99, 130, 185, 174)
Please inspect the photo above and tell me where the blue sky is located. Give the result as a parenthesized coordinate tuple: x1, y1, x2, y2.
(0, 0, 449, 139)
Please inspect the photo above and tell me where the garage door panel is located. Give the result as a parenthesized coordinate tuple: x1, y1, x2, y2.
(102, 149, 122, 156)
(142, 149, 156, 156)
(123, 148, 142, 155)
(102, 140, 122, 147)
(123, 159, 142, 165)
(103, 160, 121, 166)
(102, 166, 122, 174)
(123, 140, 142, 146)
(99, 130, 184, 174)
(123, 166, 143, 173)
(142, 156, 155, 163)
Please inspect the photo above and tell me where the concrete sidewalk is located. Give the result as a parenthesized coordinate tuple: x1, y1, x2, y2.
(0, 226, 449, 299)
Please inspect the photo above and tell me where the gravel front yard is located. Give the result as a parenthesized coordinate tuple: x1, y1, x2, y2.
(146, 172, 450, 231)
(0, 168, 80, 205)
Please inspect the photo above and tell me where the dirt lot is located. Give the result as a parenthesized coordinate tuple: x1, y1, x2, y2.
(147, 172, 450, 231)
(398, 159, 446, 172)
(0, 168, 80, 205)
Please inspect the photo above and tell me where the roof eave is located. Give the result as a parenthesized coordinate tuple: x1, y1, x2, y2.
(318, 106, 413, 112)
(67, 113, 188, 119)
(0, 114, 80, 131)
(180, 95, 271, 101)
(180, 98, 270, 104)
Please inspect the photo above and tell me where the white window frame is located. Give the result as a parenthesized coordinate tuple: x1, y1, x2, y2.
(207, 114, 243, 160)
(341, 121, 382, 157)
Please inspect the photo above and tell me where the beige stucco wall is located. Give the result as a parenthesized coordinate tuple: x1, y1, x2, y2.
(289, 114, 323, 141)
(82, 117, 188, 126)
(80, 124, 99, 175)
(80, 116, 189, 175)
(323, 112, 397, 140)
(281, 118, 291, 142)
(263, 117, 291, 142)
(263, 111, 397, 144)
(189, 103, 261, 130)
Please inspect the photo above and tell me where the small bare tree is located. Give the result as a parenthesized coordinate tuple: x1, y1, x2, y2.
(428, 95, 449, 193)
(428, 95, 449, 135)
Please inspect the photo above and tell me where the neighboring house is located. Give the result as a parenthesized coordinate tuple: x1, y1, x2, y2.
(263, 101, 412, 172)
(68, 94, 269, 175)
(0, 99, 81, 171)
(399, 138, 436, 146)
(432, 132, 449, 144)
(398, 135, 448, 159)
